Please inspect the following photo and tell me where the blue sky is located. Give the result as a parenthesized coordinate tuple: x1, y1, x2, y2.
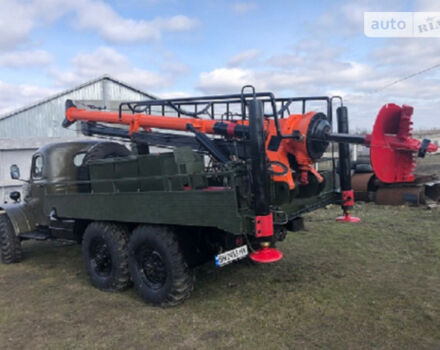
(0, 0, 439, 129)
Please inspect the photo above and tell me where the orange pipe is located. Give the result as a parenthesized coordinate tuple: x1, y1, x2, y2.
(66, 107, 227, 134)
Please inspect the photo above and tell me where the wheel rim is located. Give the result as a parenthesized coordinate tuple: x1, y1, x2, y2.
(89, 237, 112, 277)
(135, 244, 167, 290)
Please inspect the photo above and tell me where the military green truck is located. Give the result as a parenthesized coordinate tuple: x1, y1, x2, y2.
(1, 89, 432, 306)
(1, 138, 330, 306)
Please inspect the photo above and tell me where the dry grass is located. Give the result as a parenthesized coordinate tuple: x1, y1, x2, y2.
(417, 153, 440, 174)
(0, 203, 439, 350)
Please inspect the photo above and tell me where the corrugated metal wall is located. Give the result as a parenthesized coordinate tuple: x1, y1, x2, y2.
(0, 79, 152, 139)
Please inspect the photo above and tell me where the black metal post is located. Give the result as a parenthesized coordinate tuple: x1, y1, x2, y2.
(335, 106, 360, 222)
(337, 106, 352, 193)
(248, 99, 270, 216)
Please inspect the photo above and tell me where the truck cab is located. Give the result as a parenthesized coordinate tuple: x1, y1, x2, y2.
(2, 140, 103, 238)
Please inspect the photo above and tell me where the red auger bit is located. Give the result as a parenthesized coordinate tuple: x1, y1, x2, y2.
(323, 103, 437, 224)
(338, 103, 437, 223)
(367, 104, 437, 183)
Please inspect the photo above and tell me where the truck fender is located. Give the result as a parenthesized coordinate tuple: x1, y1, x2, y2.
(0, 202, 38, 235)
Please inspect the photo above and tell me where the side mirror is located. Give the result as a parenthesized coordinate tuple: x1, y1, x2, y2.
(9, 191, 20, 202)
(10, 164, 20, 180)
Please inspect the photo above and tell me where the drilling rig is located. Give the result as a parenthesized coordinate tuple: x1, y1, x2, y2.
(1, 86, 436, 306)
(62, 87, 437, 262)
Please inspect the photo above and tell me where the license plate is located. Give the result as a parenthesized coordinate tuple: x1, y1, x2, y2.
(215, 245, 248, 267)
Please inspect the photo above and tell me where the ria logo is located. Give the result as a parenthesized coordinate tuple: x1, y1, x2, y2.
(417, 16, 440, 34)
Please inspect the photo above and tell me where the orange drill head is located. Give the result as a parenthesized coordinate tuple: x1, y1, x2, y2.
(265, 112, 329, 190)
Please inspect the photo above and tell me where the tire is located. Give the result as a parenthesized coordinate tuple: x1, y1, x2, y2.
(128, 225, 194, 307)
(82, 222, 131, 291)
(78, 142, 131, 192)
(82, 142, 131, 165)
(0, 214, 22, 264)
(354, 162, 373, 173)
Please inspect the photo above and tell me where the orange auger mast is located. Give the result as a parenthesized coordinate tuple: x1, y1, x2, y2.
(66, 103, 242, 135)
(63, 88, 437, 262)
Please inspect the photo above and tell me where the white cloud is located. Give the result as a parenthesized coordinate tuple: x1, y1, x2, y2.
(232, 2, 258, 14)
(73, 2, 160, 42)
(160, 61, 190, 75)
(197, 68, 261, 94)
(0, 0, 199, 49)
(71, 47, 128, 77)
(159, 15, 199, 32)
(266, 54, 304, 69)
(51, 46, 175, 91)
(73, 1, 199, 43)
(0, 81, 57, 115)
(0, 50, 53, 68)
(227, 49, 260, 67)
(416, 0, 440, 10)
(50, 47, 128, 86)
(369, 38, 440, 68)
(199, 42, 375, 96)
(117, 69, 170, 90)
(0, 0, 37, 50)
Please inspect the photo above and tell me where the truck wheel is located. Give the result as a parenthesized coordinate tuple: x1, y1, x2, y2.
(82, 142, 130, 164)
(0, 214, 22, 264)
(82, 222, 130, 291)
(128, 225, 194, 307)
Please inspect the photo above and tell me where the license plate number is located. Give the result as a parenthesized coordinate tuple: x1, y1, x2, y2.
(215, 245, 248, 267)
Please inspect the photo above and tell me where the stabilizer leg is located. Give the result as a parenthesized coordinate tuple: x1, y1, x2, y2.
(336, 107, 360, 223)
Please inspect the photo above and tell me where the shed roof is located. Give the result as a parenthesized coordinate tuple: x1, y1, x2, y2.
(0, 75, 156, 122)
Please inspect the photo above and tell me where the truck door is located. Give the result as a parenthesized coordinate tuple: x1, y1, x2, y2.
(28, 153, 49, 226)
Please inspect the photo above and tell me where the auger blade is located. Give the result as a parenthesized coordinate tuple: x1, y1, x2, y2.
(369, 104, 437, 183)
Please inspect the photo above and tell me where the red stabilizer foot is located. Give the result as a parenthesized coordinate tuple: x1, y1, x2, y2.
(336, 213, 361, 223)
(249, 247, 283, 263)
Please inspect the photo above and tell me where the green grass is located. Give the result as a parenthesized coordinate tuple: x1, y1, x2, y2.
(0, 203, 439, 349)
